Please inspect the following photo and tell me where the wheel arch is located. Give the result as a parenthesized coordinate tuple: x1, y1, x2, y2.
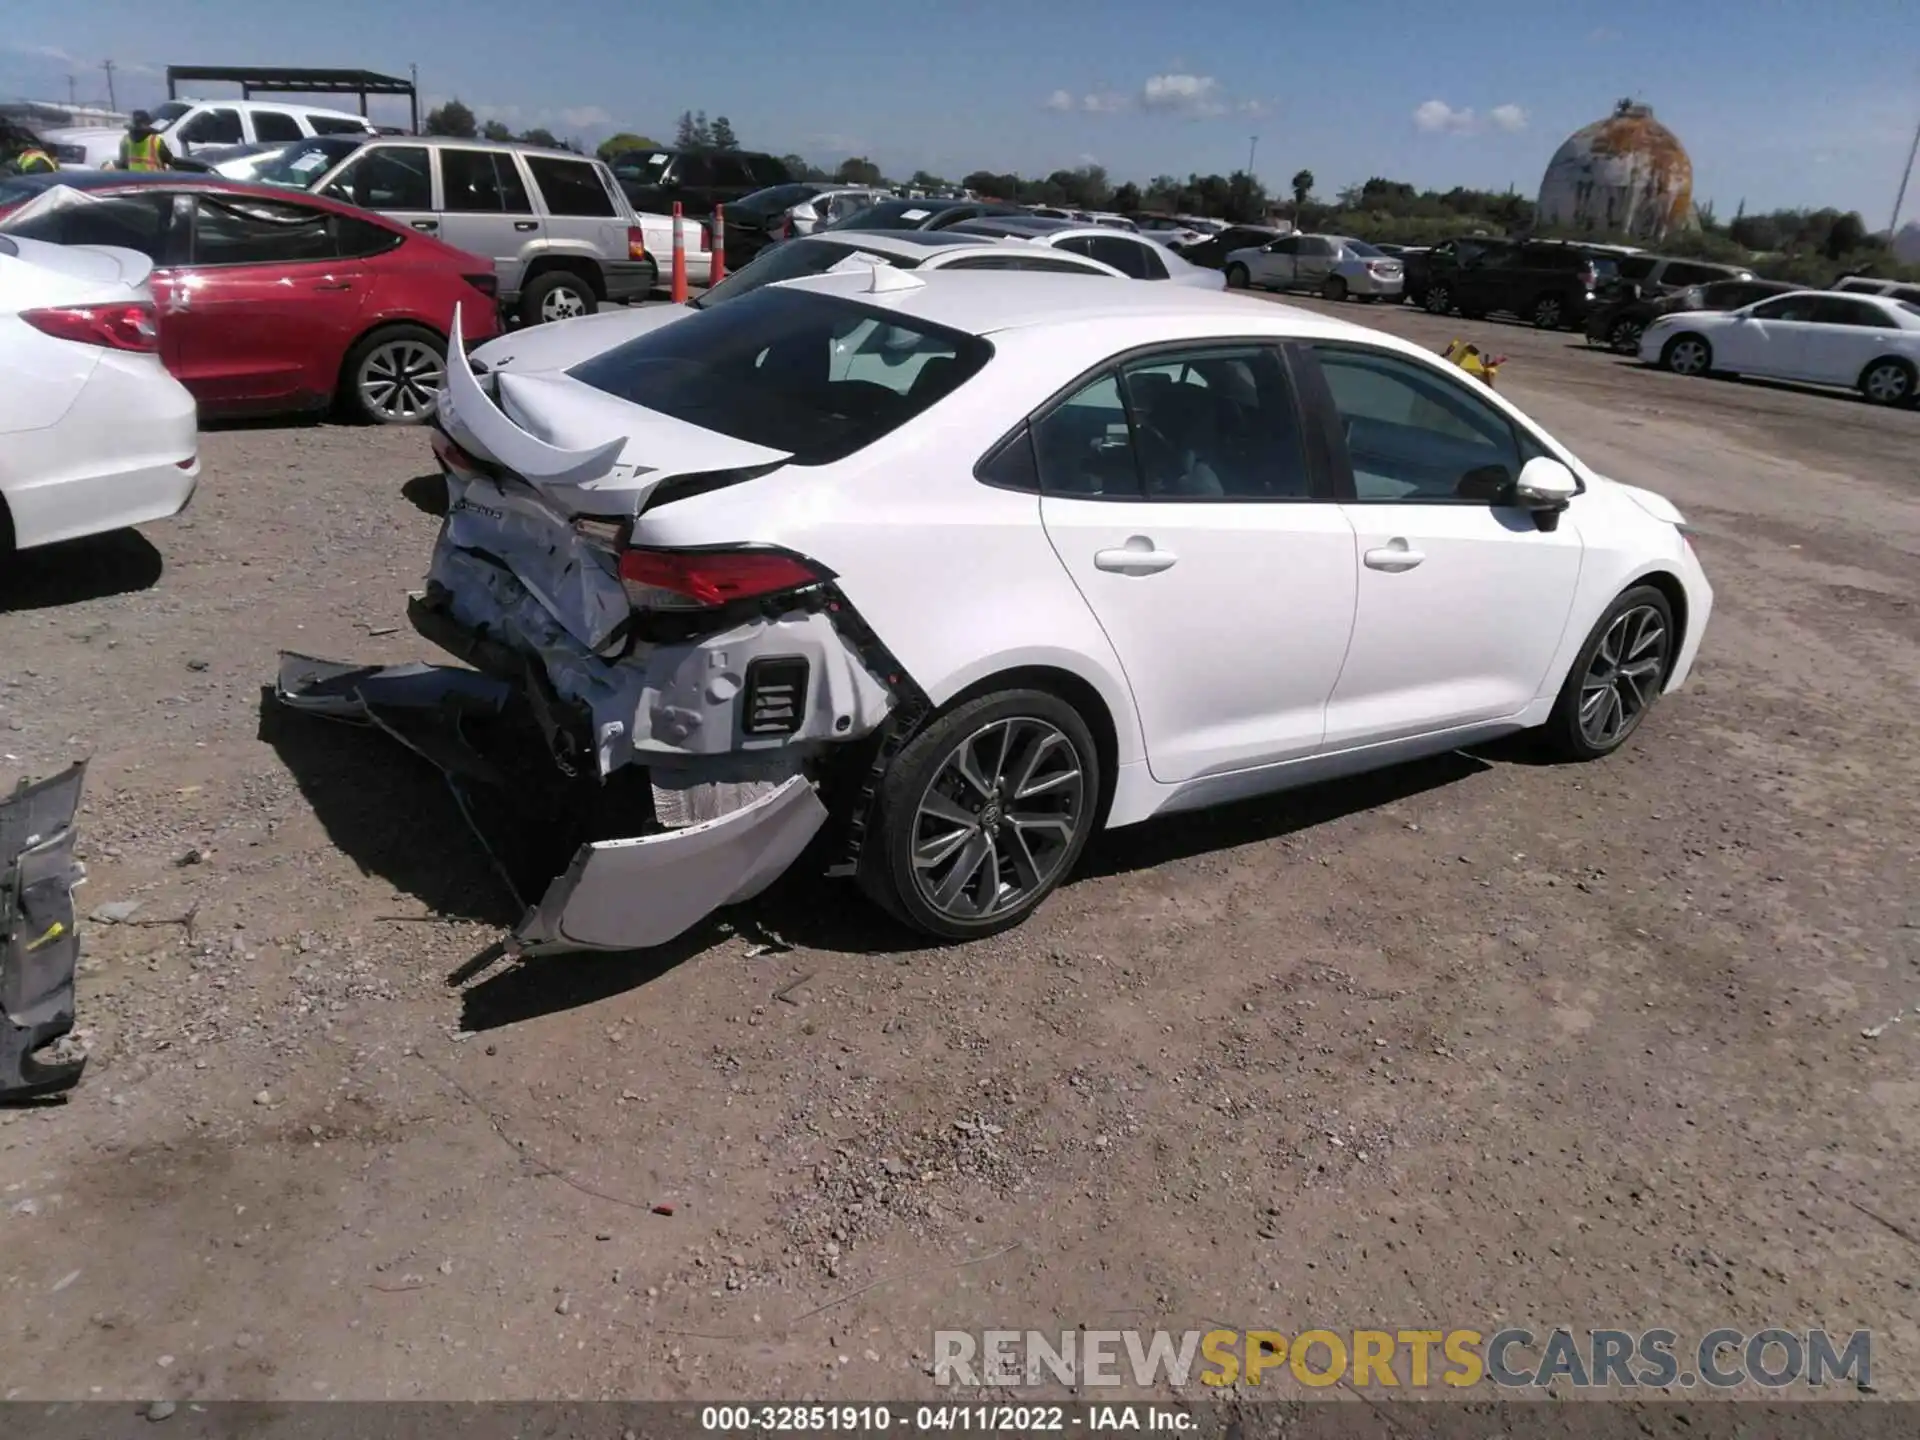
(1857, 353, 1916, 394)
(1632, 568, 1690, 683)
(928, 662, 1128, 828)
(521, 254, 607, 299)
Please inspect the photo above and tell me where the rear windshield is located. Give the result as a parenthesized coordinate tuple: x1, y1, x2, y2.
(735, 183, 819, 215)
(822, 199, 945, 232)
(1344, 240, 1383, 257)
(247, 136, 365, 188)
(568, 285, 992, 466)
(693, 238, 921, 309)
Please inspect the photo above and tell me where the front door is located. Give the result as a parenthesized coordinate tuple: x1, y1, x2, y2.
(1712, 293, 1821, 378)
(1293, 236, 1338, 287)
(435, 147, 541, 295)
(1035, 345, 1357, 784)
(1301, 343, 1585, 747)
(1253, 235, 1299, 288)
(170, 193, 369, 410)
(316, 143, 439, 240)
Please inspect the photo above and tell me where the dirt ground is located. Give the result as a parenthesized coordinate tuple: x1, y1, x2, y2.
(1, 295, 1916, 1406)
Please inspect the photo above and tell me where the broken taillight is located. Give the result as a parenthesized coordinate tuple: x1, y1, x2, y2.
(430, 426, 486, 478)
(617, 546, 831, 611)
(22, 302, 158, 353)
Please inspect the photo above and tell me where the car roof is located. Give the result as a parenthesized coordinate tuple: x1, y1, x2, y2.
(794, 229, 1016, 256)
(772, 267, 1392, 341)
(0, 171, 405, 223)
(950, 215, 1072, 236)
(360, 134, 603, 160)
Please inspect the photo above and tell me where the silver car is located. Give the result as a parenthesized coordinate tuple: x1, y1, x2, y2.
(944, 216, 1226, 289)
(1224, 232, 1405, 301)
(291, 135, 656, 325)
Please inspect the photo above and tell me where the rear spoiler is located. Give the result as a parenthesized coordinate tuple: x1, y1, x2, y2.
(441, 307, 627, 488)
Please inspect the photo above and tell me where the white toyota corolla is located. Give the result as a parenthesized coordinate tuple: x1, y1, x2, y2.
(281, 269, 1712, 953)
(0, 233, 199, 552)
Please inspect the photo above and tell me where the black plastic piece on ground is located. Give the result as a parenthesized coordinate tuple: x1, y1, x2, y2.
(1, 763, 88, 1101)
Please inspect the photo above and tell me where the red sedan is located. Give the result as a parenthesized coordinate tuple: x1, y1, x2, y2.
(0, 172, 502, 424)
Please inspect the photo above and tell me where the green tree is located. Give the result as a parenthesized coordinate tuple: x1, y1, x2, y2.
(836, 156, 883, 186)
(519, 126, 562, 150)
(1290, 168, 1314, 208)
(424, 99, 477, 138)
(909, 169, 949, 194)
(1824, 211, 1868, 260)
(781, 153, 828, 182)
(480, 119, 514, 142)
(597, 132, 658, 161)
(1111, 181, 1142, 214)
(675, 110, 713, 149)
(708, 115, 740, 152)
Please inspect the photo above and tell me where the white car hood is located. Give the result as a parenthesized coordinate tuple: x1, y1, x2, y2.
(1596, 475, 1687, 527)
(440, 306, 789, 513)
(471, 302, 694, 375)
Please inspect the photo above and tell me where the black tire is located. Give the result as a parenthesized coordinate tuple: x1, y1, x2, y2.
(1608, 318, 1644, 356)
(1660, 332, 1713, 378)
(857, 688, 1101, 941)
(1540, 585, 1676, 762)
(1423, 283, 1452, 315)
(1224, 263, 1250, 290)
(519, 269, 598, 326)
(1322, 276, 1348, 302)
(1858, 357, 1916, 407)
(340, 324, 448, 426)
(1531, 294, 1565, 330)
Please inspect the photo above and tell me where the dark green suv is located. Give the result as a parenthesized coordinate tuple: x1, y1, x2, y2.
(1406, 237, 1618, 330)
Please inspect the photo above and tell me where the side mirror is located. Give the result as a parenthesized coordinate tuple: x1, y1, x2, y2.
(1513, 455, 1578, 510)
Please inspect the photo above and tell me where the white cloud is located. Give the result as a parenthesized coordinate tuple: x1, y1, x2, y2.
(3, 41, 76, 64)
(1080, 90, 1128, 114)
(1140, 72, 1226, 118)
(1238, 98, 1269, 119)
(1043, 89, 1074, 112)
(560, 105, 611, 129)
(1413, 99, 1526, 136)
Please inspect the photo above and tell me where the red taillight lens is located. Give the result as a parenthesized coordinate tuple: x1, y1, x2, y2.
(627, 226, 648, 260)
(617, 546, 829, 611)
(430, 427, 485, 477)
(464, 272, 498, 297)
(22, 302, 158, 352)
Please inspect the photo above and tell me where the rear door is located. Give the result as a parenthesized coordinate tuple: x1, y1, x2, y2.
(170, 192, 369, 409)
(1293, 236, 1338, 286)
(1033, 344, 1358, 783)
(523, 152, 627, 270)
(1300, 342, 1584, 746)
(1802, 296, 1901, 385)
(250, 110, 305, 144)
(436, 146, 539, 292)
(316, 142, 439, 238)
(170, 105, 244, 156)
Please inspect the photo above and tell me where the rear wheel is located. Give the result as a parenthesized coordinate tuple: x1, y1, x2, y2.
(858, 690, 1099, 941)
(1531, 294, 1565, 329)
(1661, 333, 1712, 377)
(1224, 263, 1250, 290)
(1322, 276, 1348, 302)
(1423, 283, 1452, 315)
(1608, 317, 1644, 355)
(1859, 357, 1915, 407)
(342, 324, 447, 426)
(520, 269, 598, 325)
(1541, 586, 1675, 761)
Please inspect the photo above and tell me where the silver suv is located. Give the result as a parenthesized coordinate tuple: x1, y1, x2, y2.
(301, 135, 655, 324)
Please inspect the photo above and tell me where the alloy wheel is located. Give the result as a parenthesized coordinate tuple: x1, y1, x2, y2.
(358, 340, 445, 423)
(909, 717, 1085, 923)
(1534, 297, 1563, 329)
(1863, 362, 1912, 405)
(1668, 339, 1709, 376)
(1610, 319, 1643, 355)
(1424, 285, 1451, 315)
(540, 285, 590, 322)
(1579, 605, 1669, 749)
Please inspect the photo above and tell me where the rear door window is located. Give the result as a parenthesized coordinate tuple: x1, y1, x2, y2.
(1083, 235, 1165, 279)
(177, 108, 244, 145)
(442, 148, 532, 213)
(1661, 261, 1728, 287)
(1810, 297, 1891, 327)
(189, 195, 338, 265)
(708, 155, 756, 189)
(252, 111, 303, 142)
(567, 285, 991, 465)
(525, 156, 617, 217)
(308, 114, 372, 136)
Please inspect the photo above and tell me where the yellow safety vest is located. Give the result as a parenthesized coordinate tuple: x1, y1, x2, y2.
(120, 133, 165, 171)
(14, 148, 55, 173)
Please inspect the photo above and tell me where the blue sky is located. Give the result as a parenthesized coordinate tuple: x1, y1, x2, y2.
(6, 0, 1917, 222)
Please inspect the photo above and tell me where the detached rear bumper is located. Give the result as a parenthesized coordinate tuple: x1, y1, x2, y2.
(2, 764, 88, 1100)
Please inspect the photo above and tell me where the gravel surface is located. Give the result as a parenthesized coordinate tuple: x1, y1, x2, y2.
(1, 297, 1916, 1404)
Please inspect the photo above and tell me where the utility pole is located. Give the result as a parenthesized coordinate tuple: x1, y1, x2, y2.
(1892, 109, 1920, 237)
(66, 74, 77, 107)
(1247, 135, 1258, 177)
(101, 59, 117, 112)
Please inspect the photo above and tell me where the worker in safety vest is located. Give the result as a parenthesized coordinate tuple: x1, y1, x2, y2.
(0, 120, 56, 175)
(114, 110, 172, 171)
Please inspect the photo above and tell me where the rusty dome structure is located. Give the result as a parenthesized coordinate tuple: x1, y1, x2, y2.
(1537, 99, 1694, 241)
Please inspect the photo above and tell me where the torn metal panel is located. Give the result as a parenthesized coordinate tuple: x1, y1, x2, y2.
(275, 652, 513, 721)
(1, 763, 88, 1100)
(512, 774, 829, 954)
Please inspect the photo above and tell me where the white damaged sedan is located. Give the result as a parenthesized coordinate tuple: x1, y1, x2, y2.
(280, 269, 1711, 954)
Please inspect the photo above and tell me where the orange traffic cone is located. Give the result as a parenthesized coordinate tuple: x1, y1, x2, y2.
(671, 201, 688, 304)
(710, 204, 726, 285)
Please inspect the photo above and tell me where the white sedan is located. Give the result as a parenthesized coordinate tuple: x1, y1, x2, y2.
(1640, 289, 1920, 406)
(0, 232, 198, 552)
(283, 270, 1711, 953)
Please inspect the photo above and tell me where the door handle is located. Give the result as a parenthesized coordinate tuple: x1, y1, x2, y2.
(1364, 540, 1426, 572)
(313, 280, 353, 291)
(1094, 538, 1178, 576)
(513, 220, 538, 232)
(411, 219, 438, 231)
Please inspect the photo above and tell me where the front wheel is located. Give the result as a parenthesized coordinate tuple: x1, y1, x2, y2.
(1661, 333, 1712, 377)
(1608, 318, 1644, 355)
(858, 690, 1100, 941)
(343, 324, 447, 426)
(1224, 263, 1250, 290)
(1540, 586, 1675, 761)
(1531, 294, 1565, 329)
(1423, 283, 1452, 315)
